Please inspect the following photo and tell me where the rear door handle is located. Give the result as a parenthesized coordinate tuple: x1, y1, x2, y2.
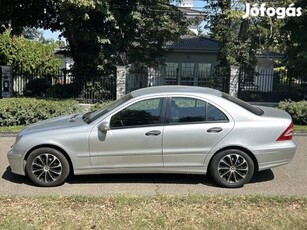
(207, 127, 223, 133)
(145, 130, 161, 136)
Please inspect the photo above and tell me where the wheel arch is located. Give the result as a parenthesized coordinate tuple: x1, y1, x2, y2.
(24, 144, 74, 175)
(209, 146, 259, 171)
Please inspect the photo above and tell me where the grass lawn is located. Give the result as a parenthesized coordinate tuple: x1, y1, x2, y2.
(0, 195, 306, 229)
(0, 126, 24, 133)
(293, 125, 307, 133)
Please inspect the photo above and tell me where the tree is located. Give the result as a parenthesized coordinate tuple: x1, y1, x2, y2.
(283, 0, 307, 80)
(203, 0, 296, 91)
(21, 27, 43, 40)
(0, 31, 61, 77)
(0, 0, 187, 82)
(204, 0, 259, 92)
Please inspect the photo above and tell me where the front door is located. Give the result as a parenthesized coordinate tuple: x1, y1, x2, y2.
(89, 97, 166, 169)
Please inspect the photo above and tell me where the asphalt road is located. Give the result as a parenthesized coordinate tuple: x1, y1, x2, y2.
(0, 136, 306, 196)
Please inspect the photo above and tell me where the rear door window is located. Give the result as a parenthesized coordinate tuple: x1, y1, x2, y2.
(169, 97, 228, 124)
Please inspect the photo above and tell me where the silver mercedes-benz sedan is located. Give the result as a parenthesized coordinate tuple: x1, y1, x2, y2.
(7, 86, 296, 188)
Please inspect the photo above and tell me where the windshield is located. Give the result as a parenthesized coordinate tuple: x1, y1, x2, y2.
(83, 94, 133, 123)
(222, 93, 264, 116)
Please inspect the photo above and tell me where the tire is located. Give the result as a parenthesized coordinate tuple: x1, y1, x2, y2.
(25, 147, 70, 187)
(209, 149, 254, 188)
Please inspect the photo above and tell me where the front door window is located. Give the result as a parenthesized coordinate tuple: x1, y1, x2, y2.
(110, 98, 164, 128)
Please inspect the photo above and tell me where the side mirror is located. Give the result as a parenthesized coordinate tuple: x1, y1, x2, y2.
(98, 121, 110, 132)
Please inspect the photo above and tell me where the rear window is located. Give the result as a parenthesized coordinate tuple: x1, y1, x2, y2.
(222, 93, 264, 116)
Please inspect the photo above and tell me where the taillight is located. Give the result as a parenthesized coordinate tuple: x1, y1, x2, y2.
(276, 123, 293, 141)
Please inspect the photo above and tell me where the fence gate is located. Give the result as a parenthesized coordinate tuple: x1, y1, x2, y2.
(125, 66, 228, 94)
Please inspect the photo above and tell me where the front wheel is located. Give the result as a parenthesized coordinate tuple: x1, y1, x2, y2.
(25, 147, 70, 187)
(209, 149, 254, 188)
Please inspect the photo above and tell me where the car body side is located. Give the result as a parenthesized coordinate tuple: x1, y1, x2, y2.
(7, 91, 296, 177)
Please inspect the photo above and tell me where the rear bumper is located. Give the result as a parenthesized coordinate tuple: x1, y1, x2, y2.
(253, 141, 297, 171)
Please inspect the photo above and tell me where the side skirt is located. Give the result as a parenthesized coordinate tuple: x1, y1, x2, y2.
(74, 166, 207, 175)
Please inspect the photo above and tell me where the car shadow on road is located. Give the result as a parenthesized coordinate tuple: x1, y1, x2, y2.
(66, 173, 216, 186)
(2, 166, 274, 187)
(2, 167, 33, 186)
(66, 170, 274, 186)
(249, 169, 275, 184)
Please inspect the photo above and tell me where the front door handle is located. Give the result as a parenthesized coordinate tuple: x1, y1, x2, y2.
(207, 127, 223, 133)
(145, 130, 161, 136)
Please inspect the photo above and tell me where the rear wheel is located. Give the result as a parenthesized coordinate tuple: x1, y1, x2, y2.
(209, 149, 254, 188)
(25, 147, 70, 187)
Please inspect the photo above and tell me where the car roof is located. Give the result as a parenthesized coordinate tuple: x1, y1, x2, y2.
(130, 86, 222, 98)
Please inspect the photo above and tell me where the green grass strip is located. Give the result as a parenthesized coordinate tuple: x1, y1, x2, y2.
(0, 195, 306, 229)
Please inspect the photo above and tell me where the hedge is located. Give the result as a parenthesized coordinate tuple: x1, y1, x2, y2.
(2, 98, 306, 127)
(0, 98, 82, 126)
(278, 100, 307, 125)
(90, 101, 111, 112)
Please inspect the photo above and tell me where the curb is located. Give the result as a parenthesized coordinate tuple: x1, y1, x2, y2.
(294, 132, 307, 136)
(0, 133, 17, 137)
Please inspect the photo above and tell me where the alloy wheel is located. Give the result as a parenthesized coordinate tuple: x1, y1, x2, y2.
(31, 153, 63, 183)
(217, 154, 249, 184)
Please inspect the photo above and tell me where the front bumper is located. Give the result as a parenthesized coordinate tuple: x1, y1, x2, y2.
(7, 148, 26, 176)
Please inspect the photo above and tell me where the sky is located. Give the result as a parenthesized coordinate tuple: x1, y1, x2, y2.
(43, 29, 61, 40)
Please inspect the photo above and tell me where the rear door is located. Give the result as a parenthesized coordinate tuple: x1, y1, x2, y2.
(162, 96, 234, 167)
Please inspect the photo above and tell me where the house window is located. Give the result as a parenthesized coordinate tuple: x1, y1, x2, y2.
(181, 63, 194, 77)
(165, 62, 179, 84)
(181, 63, 195, 85)
(163, 62, 213, 85)
(198, 63, 212, 78)
(165, 62, 179, 75)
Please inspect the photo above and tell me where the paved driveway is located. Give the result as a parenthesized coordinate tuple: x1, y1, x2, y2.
(0, 136, 306, 196)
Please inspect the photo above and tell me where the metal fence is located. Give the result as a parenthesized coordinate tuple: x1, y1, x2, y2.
(238, 69, 307, 102)
(8, 65, 307, 103)
(125, 66, 307, 102)
(126, 66, 228, 93)
(12, 68, 116, 103)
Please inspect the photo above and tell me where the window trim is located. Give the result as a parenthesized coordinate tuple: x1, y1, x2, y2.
(222, 93, 264, 116)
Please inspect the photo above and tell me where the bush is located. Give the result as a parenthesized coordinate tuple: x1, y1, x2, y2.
(278, 100, 307, 125)
(90, 101, 111, 112)
(239, 91, 303, 102)
(0, 98, 82, 126)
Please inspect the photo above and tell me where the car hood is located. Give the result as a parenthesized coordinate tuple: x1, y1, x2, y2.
(19, 114, 86, 136)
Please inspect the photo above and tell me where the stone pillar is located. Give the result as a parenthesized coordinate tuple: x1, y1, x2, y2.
(229, 66, 240, 97)
(147, 67, 157, 87)
(116, 65, 127, 99)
